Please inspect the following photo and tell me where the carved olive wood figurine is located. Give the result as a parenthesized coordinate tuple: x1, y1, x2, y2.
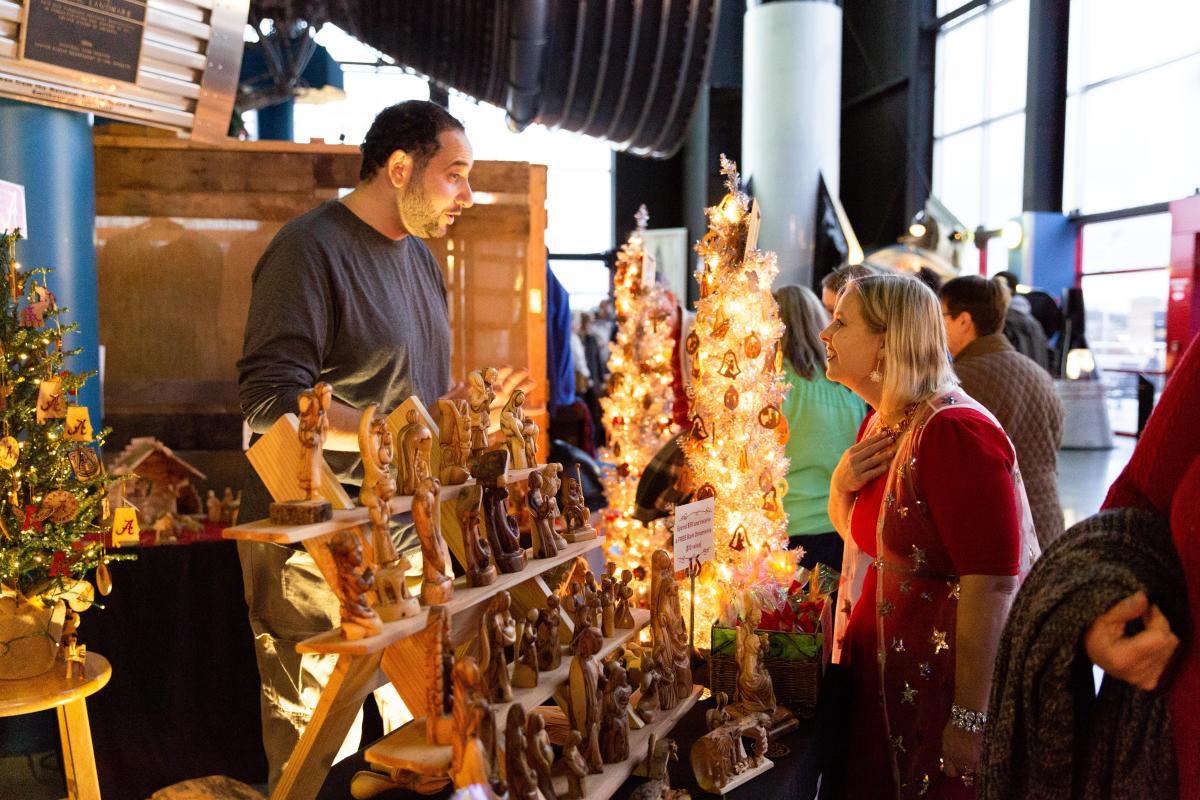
(479, 591, 517, 703)
(600, 660, 632, 763)
(568, 626, 605, 774)
(413, 476, 453, 604)
(457, 485, 496, 587)
(358, 404, 418, 621)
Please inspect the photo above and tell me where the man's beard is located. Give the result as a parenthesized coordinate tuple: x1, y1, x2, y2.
(398, 169, 444, 239)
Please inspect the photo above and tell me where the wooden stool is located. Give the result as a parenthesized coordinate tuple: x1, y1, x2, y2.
(0, 651, 112, 800)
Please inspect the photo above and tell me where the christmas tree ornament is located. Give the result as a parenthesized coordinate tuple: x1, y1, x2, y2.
(39, 490, 79, 523)
(36, 377, 66, 422)
(691, 415, 708, 441)
(744, 332, 762, 359)
(723, 386, 739, 411)
(111, 507, 140, 547)
(685, 331, 700, 355)
(713, 315, 730, 339)
(696, 483, 717, 500)
(96, 561, 112, 596)
(50, 550, 69, 576)
(728, 525, 749, 551)
(757, 405, 782, 429)
(0, 436, 17, 469)
(64, 406, 93, 442)
(68, 445, 102, 481)
(718, 351, 741, 379)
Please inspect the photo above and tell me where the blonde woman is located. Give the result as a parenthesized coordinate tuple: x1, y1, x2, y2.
(821, 275, 1037, 798)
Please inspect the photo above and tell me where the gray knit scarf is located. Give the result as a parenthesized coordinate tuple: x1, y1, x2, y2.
(981, 507, 1186, 800)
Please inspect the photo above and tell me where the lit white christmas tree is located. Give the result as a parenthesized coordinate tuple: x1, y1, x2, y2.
(681, 157, 795, 635)
(600, 206, 677, 603)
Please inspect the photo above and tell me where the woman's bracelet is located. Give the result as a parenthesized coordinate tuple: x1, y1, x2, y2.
(950, 704, 988, 734)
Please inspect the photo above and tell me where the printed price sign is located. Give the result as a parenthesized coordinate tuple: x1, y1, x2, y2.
(673, 496, 715, 573)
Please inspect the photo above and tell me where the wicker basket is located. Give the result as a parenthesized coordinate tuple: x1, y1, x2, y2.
(709, 624, 823, 713)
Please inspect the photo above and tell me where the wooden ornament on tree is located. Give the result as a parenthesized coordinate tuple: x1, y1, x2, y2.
(269, 383, 333, 525)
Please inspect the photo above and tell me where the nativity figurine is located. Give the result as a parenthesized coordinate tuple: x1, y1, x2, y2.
(734, 597, 777, 716)
(568, 626, 605, 774)
(615, 569, 636, 629)
(436, 397, 471, 484)
(359, 404, 418, 621)
(504, 705, 539, 800)
(475, 449, 527, 573)
(479, 590, 517, 703)
(511, 608, 540, 689)
(466, 367, 498, 461)
(600, 573, 616, 638)
(525, 712, 558, 800)
(526, 471, 558, 559)
(540, 462, 570, 550)
(561, 465, 595, 542)
(600, 660, 633, 763)
(327, 531, 382, 640)
(651, 549, 693, 702)
(558, 730, 589, 800)
(536, 595, 564, 671)
(456, 485, 496, 587)
(397, 408, 433, 495)
(413, 476, 453, 604)
(270, 382, 333, 525)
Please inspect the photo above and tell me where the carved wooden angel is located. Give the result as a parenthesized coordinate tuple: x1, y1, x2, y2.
(479, 590, 517, 703)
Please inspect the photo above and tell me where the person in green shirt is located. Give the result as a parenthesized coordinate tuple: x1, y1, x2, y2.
(774, 284, 868, 572)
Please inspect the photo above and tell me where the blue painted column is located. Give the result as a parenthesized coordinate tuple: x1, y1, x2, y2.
(1017, 210, 1076, 301)
(0, 100, 101, 423)
(256, 98, 295, 141)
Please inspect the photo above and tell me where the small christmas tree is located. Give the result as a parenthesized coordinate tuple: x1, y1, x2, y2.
(0, 231, 114, 605)
(681, 157, 796, 635)
(600, 206, 678, 604)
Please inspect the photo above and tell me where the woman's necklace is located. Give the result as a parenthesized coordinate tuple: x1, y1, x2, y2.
(878, 402, 920, 439)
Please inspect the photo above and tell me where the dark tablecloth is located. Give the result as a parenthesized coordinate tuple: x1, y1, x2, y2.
(82, 540, 268, 798)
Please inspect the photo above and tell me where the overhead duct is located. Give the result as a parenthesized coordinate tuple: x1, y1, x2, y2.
(257, 0, 723, 159)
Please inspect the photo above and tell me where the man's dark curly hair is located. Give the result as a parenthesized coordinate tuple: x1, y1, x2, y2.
(359, 100, 465, 182)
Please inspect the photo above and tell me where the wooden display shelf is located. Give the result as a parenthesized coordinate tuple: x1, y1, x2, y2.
(297, 537, 604, 656)
(363, 608, 651, 774)
(223, 466, 542, 545)
(552, 685, 703, 800)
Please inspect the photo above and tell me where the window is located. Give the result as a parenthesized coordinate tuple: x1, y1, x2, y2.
(932, 0, 1029, 275)
(1063, 0, 1200, 214)
(1077, 212, 1172, 434)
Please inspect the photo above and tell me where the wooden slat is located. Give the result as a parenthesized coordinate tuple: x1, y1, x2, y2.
(95, 189, 337, 220)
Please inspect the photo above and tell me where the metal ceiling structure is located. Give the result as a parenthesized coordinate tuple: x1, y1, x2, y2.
(249, 0, 723, 159)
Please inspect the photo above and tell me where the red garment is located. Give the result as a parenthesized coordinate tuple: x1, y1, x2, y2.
(1102, 335, 1200, 798)
(844, 403, 1020, 799)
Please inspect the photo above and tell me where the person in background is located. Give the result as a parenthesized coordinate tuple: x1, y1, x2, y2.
(774, 284, 866, 572)
(991, 271, 1051, 372)
(579, 311, 607, 390)
(820, 262, 887, 316)
(914, 265, 943, 295)
(590, 297, 616, 367)
(822, 275, 1037, 797)
(940, 275, 1065, 547)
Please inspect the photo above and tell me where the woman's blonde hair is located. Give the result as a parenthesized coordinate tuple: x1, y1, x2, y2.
(842, 274, 957, 411)
(773, 284, 828, 380)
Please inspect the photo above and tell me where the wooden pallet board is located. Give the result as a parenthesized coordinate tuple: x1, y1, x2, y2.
(296, 537, 604, 656)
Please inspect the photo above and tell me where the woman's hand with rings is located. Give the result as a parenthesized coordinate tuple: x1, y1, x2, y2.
(831, 432, 895, 494)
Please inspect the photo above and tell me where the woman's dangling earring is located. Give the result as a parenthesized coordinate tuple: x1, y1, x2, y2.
(869, 349, 884, 383)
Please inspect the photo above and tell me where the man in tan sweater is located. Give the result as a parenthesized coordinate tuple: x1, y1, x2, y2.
(940, 275, 1065, 546)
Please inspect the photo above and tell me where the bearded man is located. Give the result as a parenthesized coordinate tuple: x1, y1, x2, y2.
(236, 100, 473, 789)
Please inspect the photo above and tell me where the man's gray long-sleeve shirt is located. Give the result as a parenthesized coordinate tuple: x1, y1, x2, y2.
(238, 199, 451, 485)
